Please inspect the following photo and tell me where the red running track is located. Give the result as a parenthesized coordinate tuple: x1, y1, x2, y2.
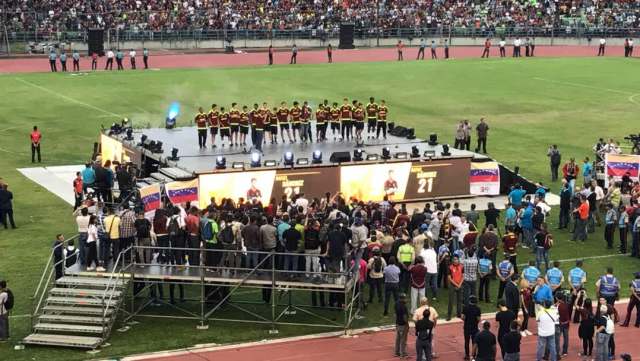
(129, 302, 638, 361)
(0, 45, 631, 74)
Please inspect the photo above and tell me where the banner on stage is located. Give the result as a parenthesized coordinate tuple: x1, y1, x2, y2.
(605, 153, 640, 187)
(165, 179, 199, 204)
(469, 161, 500, 195)
(140, 183, 161, 212)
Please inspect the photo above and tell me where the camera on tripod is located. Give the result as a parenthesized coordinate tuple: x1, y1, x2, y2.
(624, 133, 640, 154)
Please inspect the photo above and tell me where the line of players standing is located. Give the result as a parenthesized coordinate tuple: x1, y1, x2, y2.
(193, 97, 390, 151)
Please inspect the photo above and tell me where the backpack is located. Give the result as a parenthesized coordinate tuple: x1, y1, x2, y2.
(550, 150, 561, 165)
(543, 233, 553, 250)
(373, 257, 383, 273)
(2, 289, 14, 311)
(201, 220, 213, 241)
(605, 315, 615, 334)
(219, 225, 235, 246)
(168, 217, 181, 237)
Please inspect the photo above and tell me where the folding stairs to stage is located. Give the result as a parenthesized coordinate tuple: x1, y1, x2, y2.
(23, 273, 130, 349)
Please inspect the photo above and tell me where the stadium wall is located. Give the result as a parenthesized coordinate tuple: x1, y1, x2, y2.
(61, 36, 631, 52)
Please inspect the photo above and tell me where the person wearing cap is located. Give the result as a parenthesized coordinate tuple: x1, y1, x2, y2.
(462, 294, 481, 359)
(367, 247, 386, 304)
(620, 271, 640, 327)
(413, 223, 429, 254)
(394, 293, 409, 358)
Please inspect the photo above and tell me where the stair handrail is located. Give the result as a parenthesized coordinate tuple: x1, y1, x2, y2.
(31, 234, 80, 328)
(100, 245, 133, 339)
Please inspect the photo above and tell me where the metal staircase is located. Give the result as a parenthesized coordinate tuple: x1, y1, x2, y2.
(23, 239, 132, 349)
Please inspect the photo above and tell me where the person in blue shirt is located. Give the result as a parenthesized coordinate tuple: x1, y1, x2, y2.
(508, 184, 527, 209)
(533, 276, 553, 305)
(545, 260, 564, 294)
(496, 258, 514, 301)
(504, 203, 517, 231)
(535, 183, 547, 200)
(478, 256, 493, 302)
(520, 204, 534, 248)
(437, 238, 451, 290)
(48, 50, 57, 72)
(116, 49, 124, 70)
(522, 260, 540, 288)
(582, 157, 593, 185)
(568, 259, 587, 321)
(81, 163, 96, 194)
(595, 267, 620, 305)
(59, 51, 67, 72)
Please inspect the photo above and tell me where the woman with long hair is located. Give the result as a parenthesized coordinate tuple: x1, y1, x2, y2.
(578, 298, 595, 357)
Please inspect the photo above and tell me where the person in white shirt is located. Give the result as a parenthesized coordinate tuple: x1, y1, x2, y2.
(536, 300, 559, 361)
(592, 180, 605, 226)
(105, 49, 115, 70)
(598, 38, 606, 56)
(294, 193, 309, 214)
(86, 215, 99, 271)
(129, 49, 137, 69)
(629, 38, 634, 57)
(513, 37, 522, 57)
(420, 240, 439, 300)
(73, 206, 90, 266)
(499, 38, 506, 57)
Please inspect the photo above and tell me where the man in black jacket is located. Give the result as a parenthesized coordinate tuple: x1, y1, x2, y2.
(504, 273, 521, 315)
(558, 182, 571, 229)
(0, 184, 16, 229)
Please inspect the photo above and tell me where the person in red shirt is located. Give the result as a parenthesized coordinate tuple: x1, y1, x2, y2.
(448, 255, 464, 320)
(277, 101, 292, 144)
(73, 171, 83, 210)
(30, 125, 42, 163)
(409, 256, 428, 313)
(572, 195, 590, 241)
(397, 40, 404, 61)
(481, 38, 491, 58)
(185, 207, 201, 265)
(91, 52, 98, 71)
(327, 44, 333, 63)
(268, 45, 274, 65)
(194, 107, 208, 149)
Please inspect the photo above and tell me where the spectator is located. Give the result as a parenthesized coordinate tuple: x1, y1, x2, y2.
(415, 308, 435, 361)
(409, 256, 427, 314)
(383, 256, 401, 316)
(420, 240, 438, 301)
(461, 247, 478, 307)
(478, 254, 493, 303)
(578, 298, 595, 357)
(473, 320, 497, 361)
(0, 184, 16, 229)
(447, 254, 464, 320)
(0, 280, 10, 341)
(595, 304, 611, 361)
(502, 320, 522, 361)
(496, 299, 517, 359)
(504, 273, 521, 315)
(556, 292, 571, 358)
(536, 300, 559, 361)
(394, 293, 409, 358)
(462, 295, 481, 360)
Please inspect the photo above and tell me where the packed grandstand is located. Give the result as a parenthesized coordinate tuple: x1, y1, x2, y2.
(3, 0, 640, 33)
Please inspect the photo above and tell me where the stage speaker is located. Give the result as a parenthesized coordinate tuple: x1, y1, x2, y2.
(339, 23, 355, 49)
(330, 151, 351, 163)
(406, 128, 415, 139)
(390, 125, 408, 137)
(88, 29, 105, 56)
(388, 122, 395, 131)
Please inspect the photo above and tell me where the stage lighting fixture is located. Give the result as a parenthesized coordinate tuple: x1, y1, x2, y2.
(441, 144, 451, 156)
(232, 162, 245, 169)
(142, 138, 152, 149)
(168, 147, 180, 161)
(264, 160, 278, 167)
(250, 152, 262, 167)
(424, 150, 436, 158)
(283, 151, 294, 166)
(139, 134, 148, 146)
(411, 146, 420, 158)
(153, 141, 163, 153)
(353, 148, 364, 161)
(312, 150, 322, 164)
(381, 147, 391, 160)
(165, 117, 177, 129)
(125, 127, 134, 141)
(148, 140, 156, 151)
(215, 156, 226, 169)
(395, 152, 408, 159)
(296, 158, 309, 165)
(366, 154, 379, 161)
(428, 133, 438, 146)
(406, 128, 416, 140)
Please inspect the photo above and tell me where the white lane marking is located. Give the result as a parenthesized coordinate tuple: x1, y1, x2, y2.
(15, 78, 122, 118)
(532, 77, 634, 95)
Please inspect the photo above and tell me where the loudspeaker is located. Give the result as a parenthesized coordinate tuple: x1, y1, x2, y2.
(330, 151, 351, 163)
(390, 125, 408, 137)
(406, 128, 415, 139)
(88, 29, 104, 56)
(339, 23, 355, 49)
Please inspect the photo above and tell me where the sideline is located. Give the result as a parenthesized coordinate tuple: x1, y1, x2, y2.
(531, 77, 635, 95)
(14, 78, 122, 118)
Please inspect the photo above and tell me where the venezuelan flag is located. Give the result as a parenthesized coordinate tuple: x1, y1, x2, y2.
(140, 183, 161, 212)
(606, 154, 640, 177)
(470, 162, 500, 183)
(165, 179, 199, 205)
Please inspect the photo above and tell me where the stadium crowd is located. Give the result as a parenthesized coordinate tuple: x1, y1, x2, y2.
(56, 135, 640, 359)
(4, 0, 640, 33)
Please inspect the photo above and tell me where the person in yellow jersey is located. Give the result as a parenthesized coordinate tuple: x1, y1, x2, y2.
(229, 102, 241, 147)
(195, 107, 208, 149)
(397, 238, 416, 292)
(290, 101, 302, 143)
(277, 101, 292, 144)
(270, 107, 279, 144)
(340, 98, 353, 141)
(239, 106, 250, 146)
(330, 102, 341, 141)
(366, 97, 379, 139)
(353, 101, 365, 142)
(207, 104, 219, 149)
(377, 99, 389, 139)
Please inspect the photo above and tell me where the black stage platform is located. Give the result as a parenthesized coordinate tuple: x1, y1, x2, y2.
(120, 125, 485, 174)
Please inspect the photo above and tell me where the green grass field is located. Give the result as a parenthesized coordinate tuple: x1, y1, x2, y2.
(1, 57, 639, 360)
